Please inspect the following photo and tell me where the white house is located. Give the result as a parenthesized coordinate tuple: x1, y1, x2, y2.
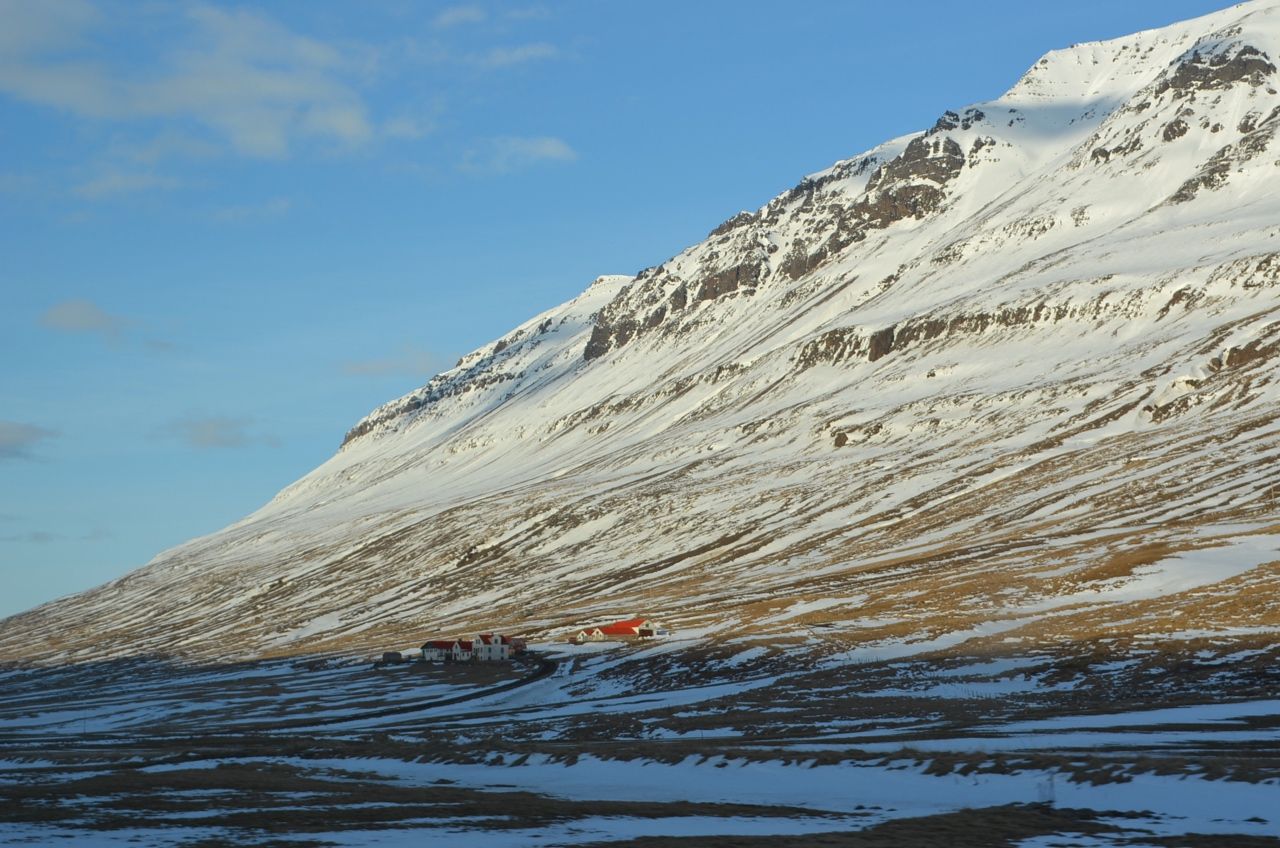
(422, 639, 471, 662)
(569, 627, 606, 644)
(473, 634, 510, 661)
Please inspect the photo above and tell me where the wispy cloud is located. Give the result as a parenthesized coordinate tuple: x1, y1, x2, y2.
(0, 526, 113, 544)
(383, 114, 435, 140)
(0, 0, 99, 55)
(75, 169, 184, 199)
(461, 135, 576, 175)
(0, 421, 56, 461)
(473, 42, 558, 68)
(0, 530, 61, 544)
(109, 130, 221, 166)
(434, 5, 486, 29)
(164, 416, 278, 450)
(0, 2, 373, 159)
(40, 298, 129, 341)
(343, 344, 443, 377)
(506, 6, 551, 21)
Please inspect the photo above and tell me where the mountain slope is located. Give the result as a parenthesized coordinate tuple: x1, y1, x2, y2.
(6, 0, 1280, 663)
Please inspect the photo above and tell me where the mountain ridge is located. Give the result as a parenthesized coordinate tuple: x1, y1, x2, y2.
(5, 0, 1280, 663)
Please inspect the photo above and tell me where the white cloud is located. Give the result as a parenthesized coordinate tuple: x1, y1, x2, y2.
(462, 135, 577, 174)
(0, 421, 56, 461)
(39, 298, 129, 339)
(506, 7, 551, 22)
(0, 2, 373, 159)
(111, 130, 222, 165)
(474, 42, 558, 68)
(75, 170, 184, 199)
(0, 0, 99, 56)
(383, 115, 435, 140)
(434, 5, 487, 29)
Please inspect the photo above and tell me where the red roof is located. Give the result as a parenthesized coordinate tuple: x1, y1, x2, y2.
(600, 617, 648, 635)
(423, 640, 457, 650)
(457, 640, 474, 650)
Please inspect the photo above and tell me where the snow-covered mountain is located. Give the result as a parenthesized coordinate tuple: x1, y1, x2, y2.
(7, 1, 1280, 662)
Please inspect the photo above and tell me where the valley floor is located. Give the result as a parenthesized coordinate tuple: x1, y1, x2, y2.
(2, 637, 1278, 847)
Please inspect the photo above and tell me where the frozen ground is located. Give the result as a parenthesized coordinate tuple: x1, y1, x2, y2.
(1, 636, 1278, 846)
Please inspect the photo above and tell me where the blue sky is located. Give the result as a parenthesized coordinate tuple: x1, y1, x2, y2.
(0, 0, 1233, 618)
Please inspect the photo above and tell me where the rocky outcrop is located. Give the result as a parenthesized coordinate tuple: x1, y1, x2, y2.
(1169, 104, 1280, 203)
(1156, 43, 1276, 96)
(794, 300, 1118, 370)
(584, 114, 976, 361)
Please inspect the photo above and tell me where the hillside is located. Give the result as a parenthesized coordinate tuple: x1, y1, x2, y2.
(5, 0, 1280, 664)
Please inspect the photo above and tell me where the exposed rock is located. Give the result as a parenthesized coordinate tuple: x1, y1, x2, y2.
(931, 107, 986, 134)
(696, 260, 764, 302)
(591, 122, 972, 352)
(867, 136, 965, 191)
(867, 326, 897, 362)
(968, 136, 995, 166)
(1162, 117, 1190, 142)
(1156, 44, 1276, 96)
(584, 316, 637, 361)
(708, 211, 758, 239)
(795, 300, 1096, 370)
(1169, 108, 1279, 204)
(1170, 144, 1236, 203)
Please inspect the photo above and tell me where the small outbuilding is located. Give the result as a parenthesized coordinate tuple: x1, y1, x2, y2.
(421, 639, 467, 662)
(569, 627, 606, 644)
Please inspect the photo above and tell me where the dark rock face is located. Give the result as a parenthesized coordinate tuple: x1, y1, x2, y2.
(1163, 117, 1190, 142)
(777, 135, 966, 283)
(795, 301, 1090, 371)
(931, 107, 986, 133)
(584, 315, 637, 361)
(793, 326, 868, 369)
(1170, 106, 1280, 203)
(696, 260, 763, 302)
(341, 367, 520, 446)
(590, 256, 764, 356)
(1157, 44, 1276, 96)
(867, 326, 897, 362)
(1171, 144, 1236, 201)
(868, 136, 965, 192)
(584, 109, 975, 361)
(708, 211, 758, 239)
